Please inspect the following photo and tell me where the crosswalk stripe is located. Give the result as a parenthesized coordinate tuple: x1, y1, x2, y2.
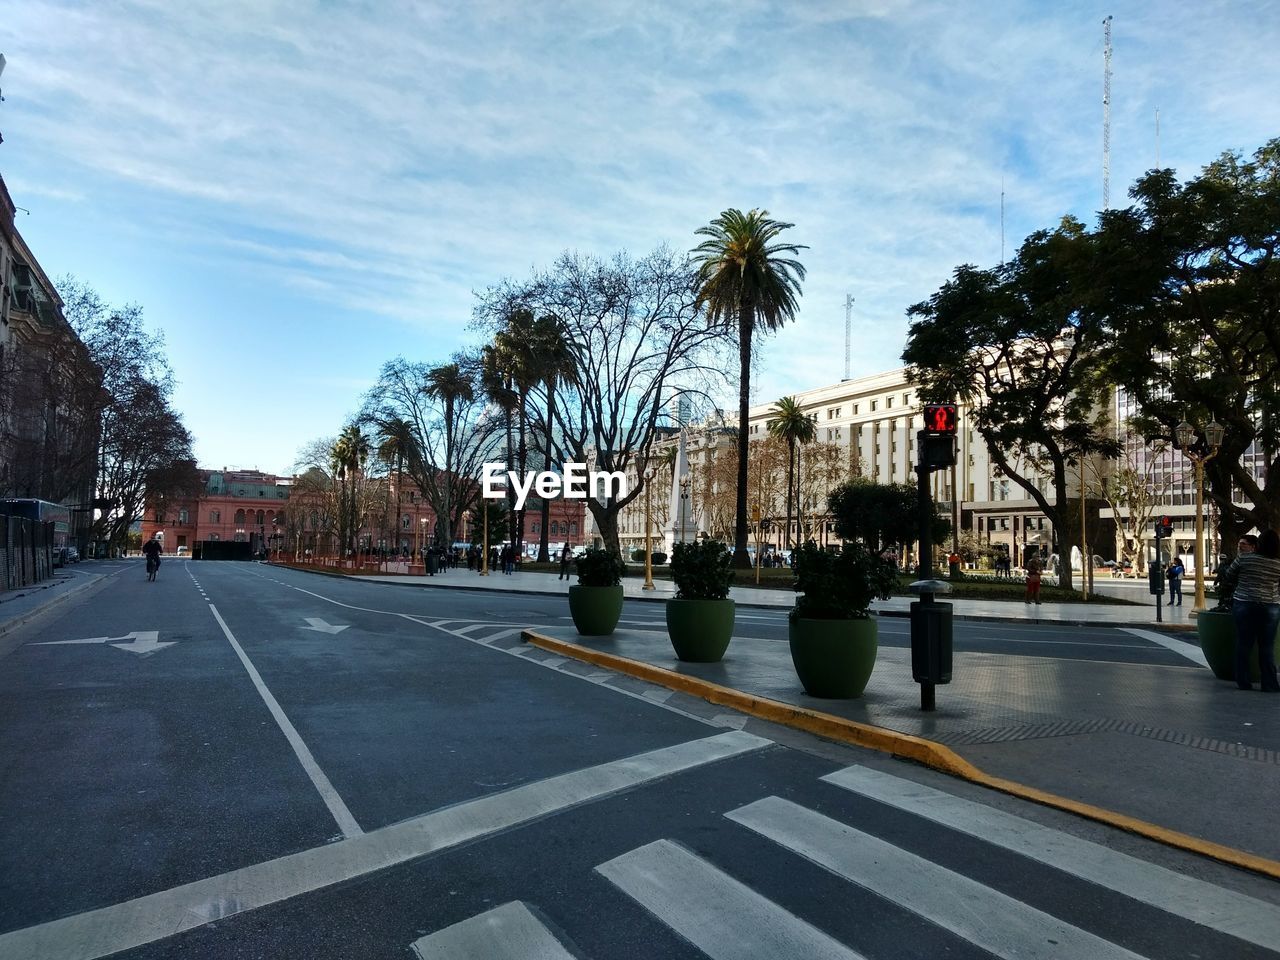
(728, 796, 1148, 960)
(823, 765, 1280, 950)
(0, 732, 770, 960)
(411, 901, 577, 959)
(597, 839, 866, 960)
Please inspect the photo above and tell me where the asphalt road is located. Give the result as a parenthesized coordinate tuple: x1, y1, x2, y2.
(0, 560, 1276, 959)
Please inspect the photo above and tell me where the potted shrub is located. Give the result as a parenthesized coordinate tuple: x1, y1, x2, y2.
(666, 540, 735, 662)
(568, 547, 627, 636)
(789, 542, 897, 698)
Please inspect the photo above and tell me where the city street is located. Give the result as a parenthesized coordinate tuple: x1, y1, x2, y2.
(1, 560, 1278, 959)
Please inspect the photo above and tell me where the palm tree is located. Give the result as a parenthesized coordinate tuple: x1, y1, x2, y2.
(424, 362, 474, 549)
(483, 308, 544, 559)
(332, 424, 369, 562)
(691, 208, 807, 568)
(766, 396, 816, 550)
(375, 415, 417, 566)
(528, 315, 579, 561)
(480, 342, 519, 545)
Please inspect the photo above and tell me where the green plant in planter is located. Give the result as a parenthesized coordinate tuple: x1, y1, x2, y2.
(568, 547, 627, 636)
(651, 551, 668, 565)
(630, 548, 646, 563)
(666, 540, 736, 661)
(576, 547, 627, 587)
(788, 542, 896, 698)
(671, 539, 735, 600)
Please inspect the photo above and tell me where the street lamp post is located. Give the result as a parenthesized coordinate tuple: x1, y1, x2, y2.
(679, 477, 690, 543)
(481, 498, 490, 576)
(643, 468, 656, 591)
(419, 516, 427, 575)
(1175, 418, 1224, 613)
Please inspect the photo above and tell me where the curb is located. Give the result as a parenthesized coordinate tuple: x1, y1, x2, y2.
(265, 564, 1188, 632)
(522, 627, 1280, 882)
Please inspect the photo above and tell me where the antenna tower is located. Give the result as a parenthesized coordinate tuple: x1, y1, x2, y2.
(1103, 15, 1113, 210)
(844, 295, 854, 380)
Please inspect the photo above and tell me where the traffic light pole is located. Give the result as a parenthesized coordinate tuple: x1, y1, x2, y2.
(911, 420, 956, 713)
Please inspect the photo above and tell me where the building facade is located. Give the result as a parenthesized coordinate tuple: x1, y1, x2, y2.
(0, 174, 99, 553)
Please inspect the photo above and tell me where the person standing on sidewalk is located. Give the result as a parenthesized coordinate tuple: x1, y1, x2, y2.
(558, 544, 573, 580)
(1168, 555, 1185, 606)
(1023, 553, 1042, 604)
(1221, 529, 1280, 692)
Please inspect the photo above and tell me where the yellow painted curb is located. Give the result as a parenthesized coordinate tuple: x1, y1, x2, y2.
(523, 628, 1280, 882)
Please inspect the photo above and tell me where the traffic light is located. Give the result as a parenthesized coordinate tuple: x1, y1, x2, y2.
(919, 433, 957, 469)
(923, 403, 958, 435)
(1155, 515, 1173, 536)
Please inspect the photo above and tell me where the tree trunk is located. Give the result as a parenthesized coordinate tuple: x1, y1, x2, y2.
(538, 383, 555, 563)
(587, 499, 622, 557)
(784, 440, 794, 551)
(733, 308, 753, 568)
(442, 398, 454, 550)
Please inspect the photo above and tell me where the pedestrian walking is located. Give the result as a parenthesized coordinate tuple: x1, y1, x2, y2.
(1023, 553, 1042, 604)
(500, 543, 513, 575)
(1220, 530, 1280, 692)
(1167, 555, 1185, 606)
(558, 544, 573, 580)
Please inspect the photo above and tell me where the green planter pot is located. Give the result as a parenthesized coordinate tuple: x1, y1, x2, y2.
(1197, 609, 1280, 683)
(788, 617, 878, 699)
(666, 598, 735, 663)
(568, 585, 624, 636)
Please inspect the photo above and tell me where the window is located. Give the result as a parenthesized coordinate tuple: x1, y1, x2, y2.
(532, 522, 540, 534)
(570, 522, 578, 535)
(885, 396, 894, 409)
(402, 517, 411, 529)
(870, 400, 877, 411)
(210, 510, 221, 523)
(234, 509, 246, 526)
(852, 403, 860, 415)
(210, 533, 220, 541)
(551, 521, 560, 535)
(179, 509, 189, 524)
(904, 393, 911, 405)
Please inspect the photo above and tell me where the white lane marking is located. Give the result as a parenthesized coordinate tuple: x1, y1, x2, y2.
(597, 839, 865, 960)
(477, 628, 526, 644)
(729, 797, 1146, 960)
(0, 732, 770, 960)
(1118, 627, 1208, 666)
(34, 631, 177, 657)
(823, 765, 1280, 950)
(207, 603, 362, 840)
(301, 617, 349, 635)
(411, 901, 576, 960)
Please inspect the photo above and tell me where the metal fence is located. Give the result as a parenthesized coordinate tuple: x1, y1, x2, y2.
(0, 513, 55, 591)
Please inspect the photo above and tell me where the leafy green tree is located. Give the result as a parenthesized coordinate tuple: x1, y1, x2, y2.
(903, 220, 1118, 591)
(828, 478, 949, 556)
(1094, 139, 1280, 551)
(766, 396, 816, 549)
(692, 209, 807, 569)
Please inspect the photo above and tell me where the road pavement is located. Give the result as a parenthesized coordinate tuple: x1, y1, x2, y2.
(0, 559, 1277, 959)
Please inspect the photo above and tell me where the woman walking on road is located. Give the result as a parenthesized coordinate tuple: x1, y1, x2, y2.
(1222, 529, 1280, 692)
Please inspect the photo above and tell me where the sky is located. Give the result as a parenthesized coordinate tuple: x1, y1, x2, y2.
(2, 0, 1279, 475)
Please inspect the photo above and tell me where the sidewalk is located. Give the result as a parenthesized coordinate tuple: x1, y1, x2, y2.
(523, 615, 1279, 872)
(0, 565, 110, 644)
(348, 566, 1200, 630)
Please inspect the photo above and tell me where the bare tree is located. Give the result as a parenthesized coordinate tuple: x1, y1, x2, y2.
(362, 355, 503, 548)
(475, 246, 729, 555)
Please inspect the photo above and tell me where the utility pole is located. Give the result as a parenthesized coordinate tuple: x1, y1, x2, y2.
(843, 295, 854, 381)
(1103, 15, 1113, 210)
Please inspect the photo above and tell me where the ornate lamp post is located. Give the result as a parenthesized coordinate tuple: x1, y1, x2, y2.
(642, 468, 656, 591)
(679, 476, 691, 543)
(1175, 417, 1224, 613)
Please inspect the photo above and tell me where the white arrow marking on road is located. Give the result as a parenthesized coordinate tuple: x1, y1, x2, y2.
(301, 617, 349, 635)
(36, 631, 176, 656)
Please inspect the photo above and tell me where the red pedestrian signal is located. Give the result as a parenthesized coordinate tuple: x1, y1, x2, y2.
(923, 403, 958, 435)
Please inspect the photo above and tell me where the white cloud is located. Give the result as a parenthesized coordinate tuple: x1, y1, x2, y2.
(2, 0, 1278, 471)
